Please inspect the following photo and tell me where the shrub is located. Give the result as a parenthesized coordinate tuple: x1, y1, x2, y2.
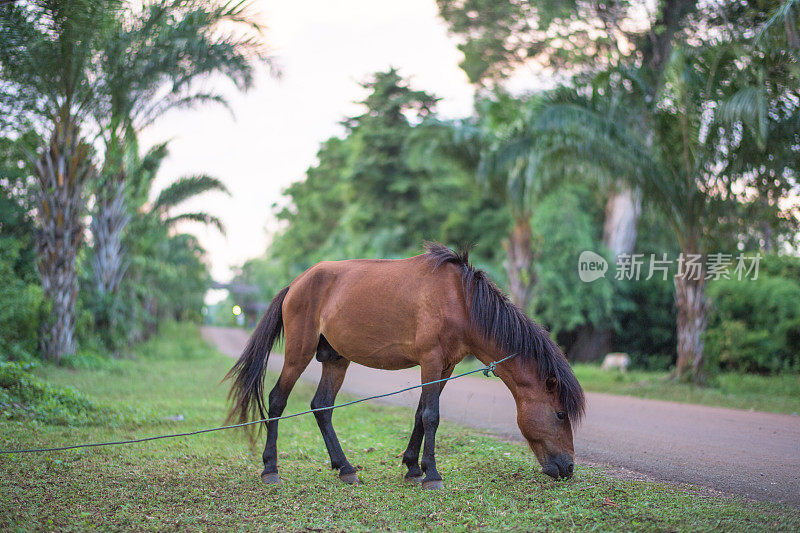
(705, 269, 800, 374)
(0, 361, 135, 425)
(615, 275, 677, 371)
(0, 242, 45, 362)
(0, 362, 97, 424)
(531, 184, 616, 336)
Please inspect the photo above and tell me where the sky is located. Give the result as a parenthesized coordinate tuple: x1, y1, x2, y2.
(139, 0, 484, 291)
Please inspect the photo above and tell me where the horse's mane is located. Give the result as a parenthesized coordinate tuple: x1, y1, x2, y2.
(424, 242, 585, 423)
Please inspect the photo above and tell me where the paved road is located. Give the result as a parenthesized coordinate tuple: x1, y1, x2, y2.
(202, 326, 800, 505)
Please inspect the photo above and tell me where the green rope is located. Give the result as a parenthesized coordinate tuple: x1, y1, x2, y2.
(0, 353, 517, 455)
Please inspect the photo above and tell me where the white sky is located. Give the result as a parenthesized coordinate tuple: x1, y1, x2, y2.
(139, 0, 483, 287)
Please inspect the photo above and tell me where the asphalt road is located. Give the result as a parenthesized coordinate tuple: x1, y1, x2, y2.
(202, 326, 800, 505)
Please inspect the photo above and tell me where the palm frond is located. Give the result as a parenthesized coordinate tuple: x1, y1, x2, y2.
(757, 0, 800, 55)
(152, 174, 230, 213)
(94, 0, 276, 137)
(126, 140, 170, 207)
(165, 212, 226, 234)
(137, 93, 231, 130)
(717, 85, 769, 149)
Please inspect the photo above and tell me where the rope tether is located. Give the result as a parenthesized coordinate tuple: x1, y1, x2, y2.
(0, 353, 517, 455)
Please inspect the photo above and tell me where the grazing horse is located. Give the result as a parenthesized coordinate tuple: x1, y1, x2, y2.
(226, 243, 584, 489)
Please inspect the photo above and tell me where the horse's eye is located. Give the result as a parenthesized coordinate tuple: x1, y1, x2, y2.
(556, 411, 566, 421)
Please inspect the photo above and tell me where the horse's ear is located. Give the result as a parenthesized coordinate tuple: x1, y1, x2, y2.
(545, 376, 558, 392)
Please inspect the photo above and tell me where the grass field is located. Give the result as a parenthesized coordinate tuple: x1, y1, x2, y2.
(1, 323, 798, 531)
(455, 358, 800, 414)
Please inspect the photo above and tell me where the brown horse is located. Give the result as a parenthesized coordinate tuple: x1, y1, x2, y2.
(227, 243, 584, 489)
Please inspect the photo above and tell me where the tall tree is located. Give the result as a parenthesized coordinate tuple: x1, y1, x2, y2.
(0, 0, 120, 361)
(475, 94, 560, 309)
(536, 38, 799, 380)
(273, 69, 440, 264)
(270, 69, 509, 280)
(437, 0, 701, 360)
(406, 93, 571, 309)
(118, 141, 228, 343)
(341, 69, 439, 255)
(90, 0, 271, 347)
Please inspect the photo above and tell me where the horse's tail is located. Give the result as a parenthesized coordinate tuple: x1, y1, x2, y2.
(225, 286, 290, 428)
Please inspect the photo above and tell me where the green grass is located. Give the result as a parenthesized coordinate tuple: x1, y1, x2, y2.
(455, 358, 800, 414)
(1, 323, 798, 531)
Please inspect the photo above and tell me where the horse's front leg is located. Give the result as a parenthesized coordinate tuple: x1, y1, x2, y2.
(418, 355, 448, 490)
(401, 367, 452, 483)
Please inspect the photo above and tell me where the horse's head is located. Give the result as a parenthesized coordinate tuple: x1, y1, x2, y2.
(513, 372, 579, 480)
(433, 241, 586, 480)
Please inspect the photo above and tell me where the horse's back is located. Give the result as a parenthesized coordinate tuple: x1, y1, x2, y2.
(283, 254, 468, 368)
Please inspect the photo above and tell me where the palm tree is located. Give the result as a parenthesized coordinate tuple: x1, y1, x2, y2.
(90, 0, 272, 345)
(1, 0, 269, 360)
(116, 140, 229, 342)
(0, 0, 121, 361)
(413, 94, 568, 309)
(476, 94, 557, 309)
(536, 40, 798, 380)
(122, 139, 229, 242)
(758, 0, 800, 58)
(408, 96, 532, 308)
(535, 75, 652, 361)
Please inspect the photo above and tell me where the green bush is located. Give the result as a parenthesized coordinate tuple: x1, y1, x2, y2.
(0, 361, 151, 426)
(531, 184, 616, 336)
(0, 361, 102, 425)
(0, 189, 44, 362)
(615, 275, 677, 371)
(0, 242, 45, 362)
(706, 269, 800, 374)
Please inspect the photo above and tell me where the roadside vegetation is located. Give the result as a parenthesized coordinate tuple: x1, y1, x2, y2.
(0, 0, 272, 366)
(223, 1, 800, 386)
(0, 361, 126, 426)
(1, 2, 797, 411)
(1, 324, 799, 531)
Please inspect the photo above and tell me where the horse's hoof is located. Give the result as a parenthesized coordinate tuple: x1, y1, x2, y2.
(261, 472, 281, 485)
(422, 479, 444, 490)
(404, 474, 424, 484)
(339, 472, 361, 484)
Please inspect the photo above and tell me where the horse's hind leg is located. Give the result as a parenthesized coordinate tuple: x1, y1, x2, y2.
(261, 325, 317, 484)
(311, 355, 359, 484)
(401, 365, 452, 483)
(401, 396, 427, 482)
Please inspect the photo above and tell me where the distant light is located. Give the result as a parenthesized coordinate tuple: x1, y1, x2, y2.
(232, 305, 242, 316)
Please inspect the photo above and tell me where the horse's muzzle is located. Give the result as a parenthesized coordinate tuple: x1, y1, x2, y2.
(542, 454, 574, 480)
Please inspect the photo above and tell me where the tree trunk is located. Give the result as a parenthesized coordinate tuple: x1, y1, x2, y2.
(602, 183, 641, 257)
(34, 120, 93, 363)
(568, 183, 641, 362)
(503, 216, 535, 310)
(674, 273, 709, 382)
(91, 180, 129, 296)
(90, 179, 130, 351)
(569, 326, 612, 363)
